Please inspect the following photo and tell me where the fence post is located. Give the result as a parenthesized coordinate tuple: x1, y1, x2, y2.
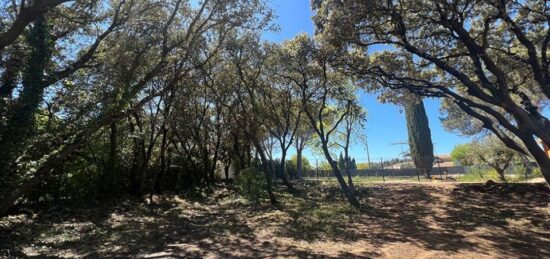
(381, 157, 385, 183)
(438, 158, 442, 179)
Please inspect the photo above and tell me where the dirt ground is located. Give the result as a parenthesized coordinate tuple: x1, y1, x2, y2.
(1, 181, 549, 258)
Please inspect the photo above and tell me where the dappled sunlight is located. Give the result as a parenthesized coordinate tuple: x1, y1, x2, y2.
(2, 182, 548, 258)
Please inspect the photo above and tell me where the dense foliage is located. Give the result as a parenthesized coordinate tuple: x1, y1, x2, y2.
(0, 0, 371, 214)
(312, 0, 550, 183)
(404, 98, 434, 178)
(1, 0, 548, 216)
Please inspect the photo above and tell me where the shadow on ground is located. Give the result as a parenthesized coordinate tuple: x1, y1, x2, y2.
(1, 182, 548, 258)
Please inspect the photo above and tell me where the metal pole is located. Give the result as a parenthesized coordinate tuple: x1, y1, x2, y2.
(366, 138, 371, 168)
(381, 157, 385, 182)
(438, 158, 442, 179)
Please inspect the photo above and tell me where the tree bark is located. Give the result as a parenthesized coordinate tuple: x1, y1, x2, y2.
(321, 143, 360, 208)
(344, 155, 355, 193)
(343, 125, 355, 192)
(250, 136, 277, 204)
(0, 15, 51, 178)
(158, 125, 168, 195)
(279, 149, 293, 189)
(0, 0, 70, 52)
(224, 164, 230, 181)
(296, 148, 303, 178)
(495, 168, 507, 182)
(518, 132, 550, 185)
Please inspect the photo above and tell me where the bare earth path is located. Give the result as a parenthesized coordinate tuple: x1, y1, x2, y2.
(1, 182, 549, 258)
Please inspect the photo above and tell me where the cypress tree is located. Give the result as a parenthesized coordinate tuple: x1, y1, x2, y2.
(338, 153, 345, 170)
(404, 98, 434, 178)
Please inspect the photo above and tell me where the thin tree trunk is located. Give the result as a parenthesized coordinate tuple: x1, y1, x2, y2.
(296, 147, 303, 179)
(321, 143, 360, 208)
(224, 164, 230, 181)
(158, 126, 168, 195)
(344, 131, 355, 192)
(519, 154, 533, 178)
(279, 149, 293, 189)
(495, 168, 507, 182)
(520, 134, 550, 185)
(250, 136, 277, 204)
(101, 122, 118, 196)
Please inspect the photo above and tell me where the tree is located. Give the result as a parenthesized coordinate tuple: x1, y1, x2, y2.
(224, 33, 281, 203)
(357, 162, 369, 170)
(350, 158, 357, 170)
(440, 99, 487, 137)
(260, 58, 303, 187)
(451, 143, 474, 166)
(293, 122, 314, 178)
(335, 99, 366, 191)
(469, 135, 518, 182)
(338, 153, 346, 170)
(0, 0, 273, 215)
(0, 15, 52, 189)
(0, 0, 73, 52)
(286, 154, 312, 178)
(313, 0, 550, 184)
(404, 98, 434, 178)
(0, 0, 138, 213)
(274, 34, 360, 208)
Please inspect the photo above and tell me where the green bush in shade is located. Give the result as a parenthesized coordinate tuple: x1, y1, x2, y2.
(234, 166, 266, 202)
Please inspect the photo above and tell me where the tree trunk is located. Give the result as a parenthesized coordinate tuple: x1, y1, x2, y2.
(495, 168, 507, 182)
(224, 164, 230, 181)
(210, 134, 222, 183)
(138, 140, 147, 194)
(260, 158, 277, 204)
(100, 122, 118, 197)
(0, 53, 181, 214)
(296, 148, 303, 178)
(519, 154, 533, 178)
(344, 163, 355, 193)
(250, 136, 277, 204)
(321, 143, 360, 208)
(344, 132, 355, 192)
(518, 132, 550, 185)
(158, 126, 168, 195)
(279, 149, 293, 189)
(0, 15, 51, 179)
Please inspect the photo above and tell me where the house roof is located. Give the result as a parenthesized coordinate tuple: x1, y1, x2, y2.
(435, 154, 452, 162)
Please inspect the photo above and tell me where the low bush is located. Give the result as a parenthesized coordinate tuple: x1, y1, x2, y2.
(458, 167, 500, 182)
(234, 166, 266, 202)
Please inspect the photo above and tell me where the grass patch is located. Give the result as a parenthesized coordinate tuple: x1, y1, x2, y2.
(457, 166, 544, 183)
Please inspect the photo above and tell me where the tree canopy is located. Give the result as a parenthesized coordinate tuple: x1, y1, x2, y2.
(312, 0, 550, 183)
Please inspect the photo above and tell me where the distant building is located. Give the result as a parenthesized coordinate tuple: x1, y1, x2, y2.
(389, 154, 455, 169)
(434, 154, 454, 168)
(389, 161, 415, 169)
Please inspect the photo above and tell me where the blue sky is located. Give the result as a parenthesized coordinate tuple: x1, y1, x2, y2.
(262, 0, 471, 162)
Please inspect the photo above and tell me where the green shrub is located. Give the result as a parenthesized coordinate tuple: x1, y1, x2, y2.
(532, 167, 542, 178)
(458, 167, 500, 182)
(509, 164, 529, 182)
(234, 166, 266, 202)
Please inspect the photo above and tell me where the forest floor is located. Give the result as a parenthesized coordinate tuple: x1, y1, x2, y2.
(1, 181, 549, 258)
